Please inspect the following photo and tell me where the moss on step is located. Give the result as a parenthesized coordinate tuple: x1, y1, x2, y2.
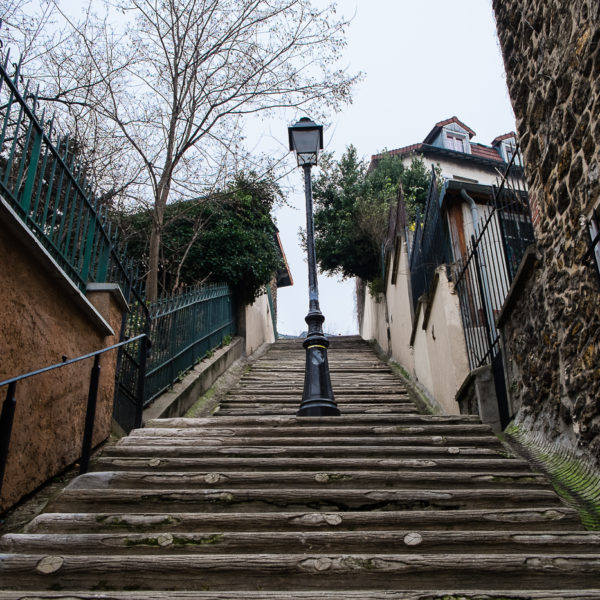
(504, 424, 600, 530)
(184, 386, 217, 418)
(173, 533, 224, 546)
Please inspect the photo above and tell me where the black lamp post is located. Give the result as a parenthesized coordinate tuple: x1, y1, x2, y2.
(288, 117, 340, 417)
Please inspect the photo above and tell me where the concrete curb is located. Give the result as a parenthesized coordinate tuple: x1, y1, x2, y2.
(142, 336, 244, 423)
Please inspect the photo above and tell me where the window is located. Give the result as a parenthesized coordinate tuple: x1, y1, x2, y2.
(499, 211, 535, 280)
(446, 134, 465, 152)
(505, 143, 516, 163)
(503, 140, 521, 165)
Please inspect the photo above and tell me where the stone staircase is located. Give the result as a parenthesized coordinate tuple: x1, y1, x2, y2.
(1, 336, 599, 598)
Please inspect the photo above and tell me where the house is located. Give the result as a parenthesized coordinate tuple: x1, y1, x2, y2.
(360, 118, 533, 430)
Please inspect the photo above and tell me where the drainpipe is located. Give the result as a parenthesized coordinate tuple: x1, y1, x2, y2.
(461, 188, 479, 238)
(460, 187, 496, 359)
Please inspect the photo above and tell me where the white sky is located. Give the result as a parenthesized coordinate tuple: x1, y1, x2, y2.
(261, 0, 517, 336)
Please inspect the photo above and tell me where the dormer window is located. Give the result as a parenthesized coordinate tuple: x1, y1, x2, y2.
(443, 129, 470, 154)
(446, 134, 465, 152)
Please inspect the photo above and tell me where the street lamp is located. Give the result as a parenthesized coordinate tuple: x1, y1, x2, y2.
(288, 117, 340, 417)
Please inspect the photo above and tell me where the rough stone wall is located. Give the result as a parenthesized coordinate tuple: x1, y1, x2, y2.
(0, 224, 123, 512)
(493, 1, 600, 464)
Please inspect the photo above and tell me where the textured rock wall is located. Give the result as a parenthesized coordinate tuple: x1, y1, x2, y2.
(493, 1, 600, 464)
(0, 225, 123, 512)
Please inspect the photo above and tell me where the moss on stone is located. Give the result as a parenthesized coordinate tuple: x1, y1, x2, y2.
(505, 424, 600, 530)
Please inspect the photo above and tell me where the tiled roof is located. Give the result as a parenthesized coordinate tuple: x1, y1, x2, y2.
(491, 131, 517, 145)
(371, 143, 424, 161)
(470, 143, 503, 162)
(434, 116, 476, 137)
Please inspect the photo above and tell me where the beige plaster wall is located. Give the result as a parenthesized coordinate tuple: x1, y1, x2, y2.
(243, 291, 276, 356)
(384, 241, 416, 373)
(0, 222, 125, 512)
(360, 242, 467, 415)
(414, 269, 469, 415)
(359, 289, 388, 355)
(402, 156, 501, 186)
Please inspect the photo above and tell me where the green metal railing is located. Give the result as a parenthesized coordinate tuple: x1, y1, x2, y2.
(144, 283, 236, 404)
(0, 51, 236, 424)
(0, 52, 151, 434)
(0, 56, 119, 292)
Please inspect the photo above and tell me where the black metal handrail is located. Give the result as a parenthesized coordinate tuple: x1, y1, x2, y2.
(0, 334, 148, 501)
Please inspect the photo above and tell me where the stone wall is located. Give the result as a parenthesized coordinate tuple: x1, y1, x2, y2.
(493, 0, 600, 464)
(0, 199, 126, 512)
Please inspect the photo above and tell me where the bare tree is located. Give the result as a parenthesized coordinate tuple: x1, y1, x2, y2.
(40, 0, 359, 300)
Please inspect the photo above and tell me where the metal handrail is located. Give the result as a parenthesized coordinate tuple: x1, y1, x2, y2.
(0, 334, 146, 388)
(0, 334, 148, 501)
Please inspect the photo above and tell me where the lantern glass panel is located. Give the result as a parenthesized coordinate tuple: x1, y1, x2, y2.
(291, 129, 320, 166)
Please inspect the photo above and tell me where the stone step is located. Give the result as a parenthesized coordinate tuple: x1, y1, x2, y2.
(226, 388, 410, 395)
(69, 470, 552, 491)
(93, 456, 532, 473)
(100, 444, 511, 459)
(216, 406, 419, 415)
(115, 435, 504, 448)
(2, 553, 599, 591)
(4, 530, 599, 556)
(219, 395, 412, 403)
(144, 415, 483, 428)
(46, 486, 564, 513)
(0, 591, 598, 600)
(248, 367, 393, 373)
(25, 507, 583, 534)
(130, 423, 496, 438)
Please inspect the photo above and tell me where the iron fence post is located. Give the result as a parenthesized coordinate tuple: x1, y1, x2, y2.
(0, 381, 17, 499)
(135, 329, 150, 429)
(80, 354, 101, 475)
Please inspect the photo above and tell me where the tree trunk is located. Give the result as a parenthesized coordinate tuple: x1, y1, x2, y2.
(146, 173, 172, 302)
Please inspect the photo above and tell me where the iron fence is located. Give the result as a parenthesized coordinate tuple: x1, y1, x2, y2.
(0, 50, 237, 428)
(409, 166, 450, 313)
(0, 57, 114, 291)
(453, 151, 533, 370)
(143, 283, 236, 405)
(0, 54, 151, 433)
(452, 148, 533, 425)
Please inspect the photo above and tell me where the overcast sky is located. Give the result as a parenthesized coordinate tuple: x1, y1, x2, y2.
(258, 0, 517, 337)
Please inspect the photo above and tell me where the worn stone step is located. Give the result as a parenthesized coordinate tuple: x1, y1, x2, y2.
(216, 406, 419, 416)
(130, 423, 496, 438)
(93, 456, 532, 473)
(2, 553, 599, 591)
(226, 388, 410, 395)
(3, 530, 599, 556)
(219, 398, 413, 405)
(68, 470, 552, 491)
(249, 367, 393, 373)
(101, 444, 511, 459)
(144, 415, 483, 428)
(242, 376, 404, 380)
(0, 591, 598, 600)
(47, 486, 564, 513)
(25, 507, 583, 534)
(115, 435, 504, 449)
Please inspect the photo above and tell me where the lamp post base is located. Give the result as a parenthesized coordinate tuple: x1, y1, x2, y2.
(297, 331, 340, 417)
